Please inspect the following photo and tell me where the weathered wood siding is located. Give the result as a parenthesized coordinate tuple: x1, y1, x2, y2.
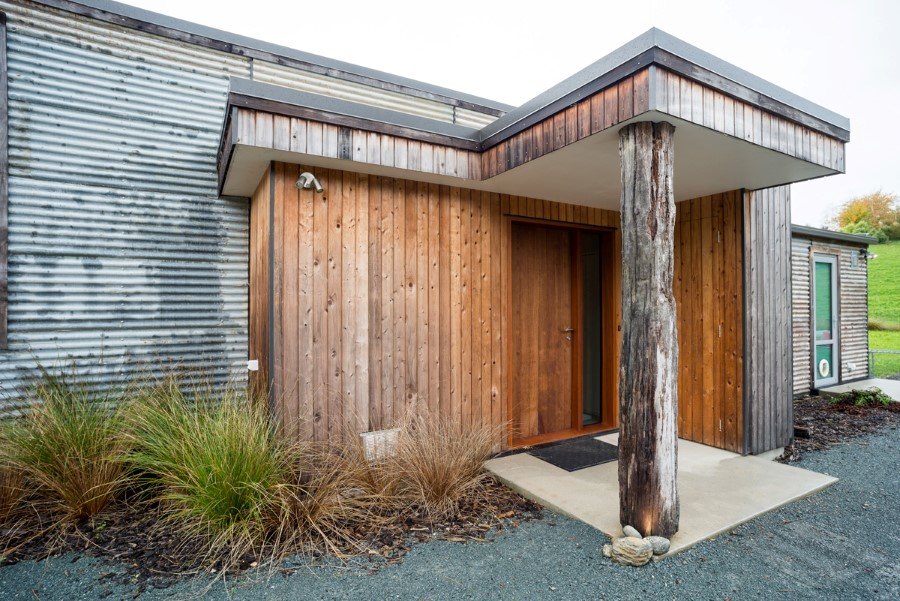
(233, 109, 483, 181)
(482, 70, 650, 178)
(254, 162, 621, 443)
(743, 186, 792, 454)
(252, 164, 751, 451)
(653, 69, 844, 173)
(674, 191, 744, 453)
(791, 235, 869, 394)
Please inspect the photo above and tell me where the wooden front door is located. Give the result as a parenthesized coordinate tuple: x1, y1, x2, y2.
(511, 222, 576, 443)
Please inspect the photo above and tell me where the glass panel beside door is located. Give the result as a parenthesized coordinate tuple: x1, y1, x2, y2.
(581, 231, 602, 426)
(813, 254, 838, 387)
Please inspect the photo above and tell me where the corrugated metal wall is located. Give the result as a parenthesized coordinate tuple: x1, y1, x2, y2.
(0, 0, 501, 405)
(0, 0, 250, 402)
(743, 186, 793, 454)
(790, 235, 869, 395)
(836, 243, 870, 381)
(791, 237, 812, 395)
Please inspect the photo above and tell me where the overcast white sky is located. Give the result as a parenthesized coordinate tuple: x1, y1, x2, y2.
(128, 0, 899, 227)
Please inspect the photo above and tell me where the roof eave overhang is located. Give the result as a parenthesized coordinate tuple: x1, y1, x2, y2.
(216, 29, 851, 198)
(791, 225, 877, 246)
(479, 50, 850, 148)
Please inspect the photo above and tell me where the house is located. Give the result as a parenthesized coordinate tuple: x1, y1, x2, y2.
(791, 225, 875, 394)
(0, 1, 850, 459)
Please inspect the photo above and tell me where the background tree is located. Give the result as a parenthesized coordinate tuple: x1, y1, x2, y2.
(829, 190, 899, 242)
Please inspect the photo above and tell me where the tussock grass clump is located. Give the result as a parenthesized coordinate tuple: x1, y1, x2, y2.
(390, 415, 500, 520)
(3, 370, 127, 520)
(272, 442, 381, 556)
(125, 377, 288, 558)
(0, 453, 24, 524)
(1, 366, 517, 574)
(0, 423, 24, 524)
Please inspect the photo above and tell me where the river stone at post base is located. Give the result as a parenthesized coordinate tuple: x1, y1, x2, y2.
(622, 525, 642, 538)
(645, 535, 670, 555)
(608, 537, 653, 566)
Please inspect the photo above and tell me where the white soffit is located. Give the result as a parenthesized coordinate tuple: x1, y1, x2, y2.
(222, 112, 836, 207)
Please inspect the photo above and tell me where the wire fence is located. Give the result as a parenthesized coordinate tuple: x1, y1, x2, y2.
(869, 349, 900, 379)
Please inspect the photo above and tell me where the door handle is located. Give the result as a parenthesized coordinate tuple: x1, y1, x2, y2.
(562, 327, 574, 341)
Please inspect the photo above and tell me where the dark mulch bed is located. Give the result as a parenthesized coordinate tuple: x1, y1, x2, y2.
(0, 479, 541, 592)
(781, 394, 900, 462)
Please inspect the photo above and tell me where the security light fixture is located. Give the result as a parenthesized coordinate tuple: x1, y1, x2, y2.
(296, 172, 324, 193)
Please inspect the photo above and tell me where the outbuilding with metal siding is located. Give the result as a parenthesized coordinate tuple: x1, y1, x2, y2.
(790, 225, 874, 395)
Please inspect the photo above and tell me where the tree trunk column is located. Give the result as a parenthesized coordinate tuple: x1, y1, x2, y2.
(617, 121, 679, 537)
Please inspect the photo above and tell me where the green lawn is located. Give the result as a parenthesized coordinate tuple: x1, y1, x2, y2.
(868, 241, 900, 377)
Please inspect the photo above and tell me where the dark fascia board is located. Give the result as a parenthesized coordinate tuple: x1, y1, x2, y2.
(477, 28, 850, 146)
(791, 224, 876, 246)
(227, 77, 481, 150)
(30, 0, 513, 115)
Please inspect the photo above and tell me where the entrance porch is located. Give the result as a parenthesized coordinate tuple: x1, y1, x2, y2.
(486, 434, 837, 555)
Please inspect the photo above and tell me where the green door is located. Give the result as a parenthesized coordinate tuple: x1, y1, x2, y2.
(813, 255, 838, 387)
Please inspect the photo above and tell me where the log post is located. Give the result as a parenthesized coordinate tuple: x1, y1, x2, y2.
(617, 121, 679, 537)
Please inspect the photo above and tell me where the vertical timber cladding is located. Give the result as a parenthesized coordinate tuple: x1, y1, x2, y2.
(257, 162, 621, 443)
(743, 186, 793, 454)
(255, 162, 749, 451)
(673, 191, 745, 453)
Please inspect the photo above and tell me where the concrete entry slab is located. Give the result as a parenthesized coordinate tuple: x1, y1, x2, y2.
(485, 434, 837, 556)
(820, 378, 900, 401)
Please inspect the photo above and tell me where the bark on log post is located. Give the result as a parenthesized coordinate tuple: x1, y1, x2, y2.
(617, 121, 679, 537)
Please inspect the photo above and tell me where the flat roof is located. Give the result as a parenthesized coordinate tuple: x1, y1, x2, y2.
(478, 28, 850, 145)
(36, 2, 849, 143)
(30, 0, 513, 114)
(791, 225, 877, 246)
(228, 77, 481, 148)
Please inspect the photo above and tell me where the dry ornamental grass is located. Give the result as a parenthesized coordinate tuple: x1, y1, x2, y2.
(0, 371, 538, 586)
(2, 370, 128, 521)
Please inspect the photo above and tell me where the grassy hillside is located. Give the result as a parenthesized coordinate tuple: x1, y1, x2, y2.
(868, 241, 900, 377)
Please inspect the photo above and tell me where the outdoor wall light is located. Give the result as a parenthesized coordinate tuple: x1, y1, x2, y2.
(296, 172, 324, 193)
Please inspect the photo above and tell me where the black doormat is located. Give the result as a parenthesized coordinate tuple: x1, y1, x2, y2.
(528, 436, 618, 472)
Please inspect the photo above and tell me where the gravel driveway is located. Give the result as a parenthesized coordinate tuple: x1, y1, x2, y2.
(2, 429, 897, 600)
